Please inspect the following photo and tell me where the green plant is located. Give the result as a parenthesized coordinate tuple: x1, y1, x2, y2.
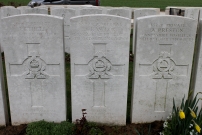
(134, 124, 151, 135)
(161, 92, 202, 135)
(88, 127, 104, 135)
(26, 120, 75, 135)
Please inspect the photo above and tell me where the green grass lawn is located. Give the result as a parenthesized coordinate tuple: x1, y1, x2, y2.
(1, 0, 202, 10)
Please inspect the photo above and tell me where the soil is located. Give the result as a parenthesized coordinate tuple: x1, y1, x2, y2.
(0, 121, 163, 135)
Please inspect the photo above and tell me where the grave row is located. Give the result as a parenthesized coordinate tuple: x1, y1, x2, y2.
(1, 6, 201, 54)
(0, 6, 201, 126)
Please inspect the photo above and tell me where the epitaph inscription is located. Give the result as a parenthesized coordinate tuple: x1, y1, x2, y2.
(2, 15, 66, 125)
(131, 16, 197, 123)
(71, 15, 130, 125)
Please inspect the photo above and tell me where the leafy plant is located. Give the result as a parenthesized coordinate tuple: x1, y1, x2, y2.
(26, 120, 75, 135)
(134, 124, 151, 135)
(161, 92, 202, 135)
(88, 127, 104, 135)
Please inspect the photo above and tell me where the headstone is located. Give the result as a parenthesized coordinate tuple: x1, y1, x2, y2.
(132, 8, 160, 54)
(50, 6, 65, 11)
(191, 19, 202, 109)
(131, 15, 197, 123)
(184, 8, 199, 20)
(1, 6, 20, 17)
(17, 6, 31, 13)
(70, 15, 131, 125)
(0, 6, 20, 52)
(51, 8, 77, 53)
(0, 47, 9, 126)
(106, 8, 132, 19)
(22, 8, 48, 14)
(79, 8, 103, 15)
(2, 14, 66, 125)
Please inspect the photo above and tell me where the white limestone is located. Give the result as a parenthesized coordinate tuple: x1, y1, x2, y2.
(70, 15, 131, 125)
(51, 8, 77, 53)
(21, 8, 48, 14)
(0, 47, 8, 126)
(0, 6, 20, 52)
(17, 6, 31, 13)
(192, 19, 202, 110)
(184, 8, 199, 20)
(132, 8, 160, 54)
(131, 15, 197, 123)
(2, 14, 66, 125)
(106, 8, 132, 19)
(79, 8, 103, 15)
(1, 6, 20, 17)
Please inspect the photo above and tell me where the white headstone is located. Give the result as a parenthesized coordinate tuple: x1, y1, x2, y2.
(22, 8, 48, 14)
(184, 8, 200, 20)
(50, 6, 65, 11)
(192, 19, 202, 109)
(0, 48, 8, 126)
(51, 8, 77, 53)
(17, 6, 31, 13)
(79, 8, 103, 15)
(0, 6, 20, 52)
(2, 14, 66, 125)
(1, 6, 20, 17)
(70, 15, 131, 125)
(106, 8, 132, 19)
(131, 15, 197, 123)
(132, 8, 160, 54)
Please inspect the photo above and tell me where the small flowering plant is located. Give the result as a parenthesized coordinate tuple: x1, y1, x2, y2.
(161, 92, 202, 135)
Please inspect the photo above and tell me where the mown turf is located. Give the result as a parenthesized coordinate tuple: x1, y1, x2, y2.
(101, 0, 202, 10)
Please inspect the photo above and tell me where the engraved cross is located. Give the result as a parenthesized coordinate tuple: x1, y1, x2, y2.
(139, 44, 189, 112)
(74, 43, 125, 107)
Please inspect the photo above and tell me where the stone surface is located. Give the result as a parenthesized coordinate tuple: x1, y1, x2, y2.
(70, 15, 131, 125)
(131, 15, 197, 123)
(0, 47, 8, 126)
(17, 6, 31, 13)
(79, 8, 103, 15)
(191, 19, 202, 110)
(2, 14, 66, 125)
(132, 8, 160, 54)
(51, 8, 77, 53)
(1, 6, 20, 17)
(21, 8, 48, 14)
(106, 8, 132, 19)
(184, 8, 199, 20)
(0, 6, 20, 52)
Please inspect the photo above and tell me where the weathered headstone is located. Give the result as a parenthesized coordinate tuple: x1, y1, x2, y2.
(17, 6, 31, 13)
(70, 15, 131, 125)
(1, 6, 20, 17)
(184, 8, 199, 20)
(132, 8, 160, 54)
(2, 14, 66, 125)
(22, 8, 48, 14)
(191, 19, 202, 109)
(79, 8, 103, 15)
(0, 6, 20, 52)
(131, 16, 197, 123)
(50, 6, 65, 11)
(0, 47, 8, 126)
(106, 8, 132, 19)
(51, 8, 77, 53)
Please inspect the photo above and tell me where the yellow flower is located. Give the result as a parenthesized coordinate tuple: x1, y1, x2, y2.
(188, 107, 197, 118)
(192, 120, 201, 133)
(179, 109, 185, 119)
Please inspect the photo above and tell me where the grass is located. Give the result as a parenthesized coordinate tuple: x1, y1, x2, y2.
(1, 0, 202, 10)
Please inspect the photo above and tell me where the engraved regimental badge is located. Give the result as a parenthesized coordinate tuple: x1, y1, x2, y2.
(87, 52, 112, 79)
